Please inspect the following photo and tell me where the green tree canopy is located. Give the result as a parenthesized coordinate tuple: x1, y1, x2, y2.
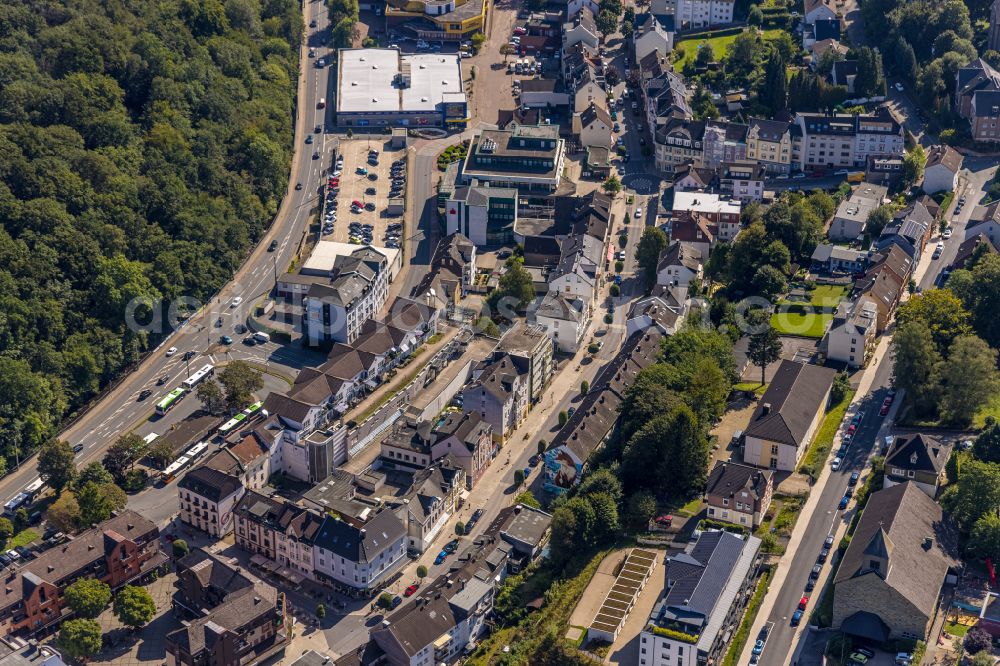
(218, 361, 264, 411)
(113, 585, 157, 630)
(64, 579, 112, 619)
(635, 226, 667, 289)
(57, 619, 103, 662)
(38, 439, 77, 493)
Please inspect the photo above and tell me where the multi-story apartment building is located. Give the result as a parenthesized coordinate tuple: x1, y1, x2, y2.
(234, 491, 324, 583)
(746, 118, 795, 175)
(177, 466, 245, 538)
(0, 512, 165, 637)
(794, 107, 904, 170)
(639, 530, 761, 666)
(167, 548, 289, 666)
(495, 322, 553, 402)
(313, 509, 409, 597)
(719, 160, 766, 202)
(655, 118, 706, 173)
(956, 58, 1000, 142)
(304, 245, 397, 345)
(674, 0, 735, 29)
(672, 192, 742, 241)
(825, 296, 878, 369)
(379, 413, 495, 489)
(445, 185, 519, 247)
(701, 121, 748, 168)
(393, 463, 466, 553)
(462, 354, 529, 444)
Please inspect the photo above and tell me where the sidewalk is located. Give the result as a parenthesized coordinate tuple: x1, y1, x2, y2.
(739, 241, 941, 666)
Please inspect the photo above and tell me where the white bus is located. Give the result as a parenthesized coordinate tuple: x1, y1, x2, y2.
(184, 441, 208, 460)
(161, 456, 191, 483)
(3, 493, 30, 516)
(181, 364, 215, 390)
(23, 478, 44, 500)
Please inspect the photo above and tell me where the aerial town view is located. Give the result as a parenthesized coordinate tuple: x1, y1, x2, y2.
(4, 0, 1000, 665)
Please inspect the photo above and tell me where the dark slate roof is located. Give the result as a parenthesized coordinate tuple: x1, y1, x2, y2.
(313, 510, 406, 564)
(744, 360, 837, 447)
(656, 240, 702, 273)
(262, 392, 315, 423)
(705, 462, 772, 503)
(813, 18, 840, 41)
(834, 482, 959, 619)
(884, 433, 952, 475)
(178, 466, 243, 503)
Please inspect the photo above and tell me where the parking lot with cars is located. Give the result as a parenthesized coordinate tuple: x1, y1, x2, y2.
(323, 139, 406, 250)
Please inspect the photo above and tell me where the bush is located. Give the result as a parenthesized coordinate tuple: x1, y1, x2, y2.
(609, 284, 620, 297)
(416, 565, 428, 578)
(377, 592, 394, 609)
(581, 380, 590, 395)
(604, 313, 613, 324)
(588, 343, 600, 354)
(964, 627, 992, 655)
(615, 260, 624, 272)
(559, 411, 569, 426)
(455, 521, 465, 535)
(172, 539, 189, 559)
(123, 469, 148, 492)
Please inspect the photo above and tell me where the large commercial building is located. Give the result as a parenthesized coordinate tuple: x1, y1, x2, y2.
(385, 0, 487, 40)
(457, 125, 567, 193)
(335, 49, 468, 128)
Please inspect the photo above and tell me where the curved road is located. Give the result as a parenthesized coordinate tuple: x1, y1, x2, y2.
(0, 3, 333, 503)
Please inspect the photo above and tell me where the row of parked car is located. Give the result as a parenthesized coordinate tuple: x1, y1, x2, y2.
(0, 526, 66, 569)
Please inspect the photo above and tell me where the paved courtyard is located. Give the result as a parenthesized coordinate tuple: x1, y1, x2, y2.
(86, 572, 181, 666)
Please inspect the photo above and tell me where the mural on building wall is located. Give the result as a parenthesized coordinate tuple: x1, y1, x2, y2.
(544, 448, 581, 491)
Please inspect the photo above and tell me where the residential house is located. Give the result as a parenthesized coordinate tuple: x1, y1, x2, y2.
(0, 512, 165, 638)
(639, 530, 761, 666)
(803, 17, 840, 49)
(625, 288, 689, 337)
(394, 463, 466, 554)
(832, 482, 959, 642)
(810, 38, 850, 64)
(167, 548, 289, 666)
(674, 0, 736, 29)
(825, 297, 878, 369)
(704, 462, 774, 528)
(673, 163, 717, 192)
(719, 160, 766, 202)
(701, 121, 748, 169)
(829, 181, 887, 241)
(829, 60, 858, 94)
(313, 509, 409, 596)
(567, 0, 599, 19)
(883, 434, 953, 498)
(643, 63, 691, 137)
(655, 118, 705, 173)
(416, 232, 476, 302)
(955, 58, 1000, 142)
(495, 322, 555, 401)
(575, 102, 614, 150)
(923, 145, 963, 194)
(430, 411, 496, 488)
(950, 233, 999, 271)
(668, 212, 716, 260)
(879, 200, 934, 259)
(462, 354, 529, 443)
(965, 200, 1000, 244)
(177, 466, 245, 538)
(304, 245, 396, 346)
(742, 360, 837, 471)
(234, 491, 324, 584)
(810, 244, 869, 274)
(569, 63, 608, 115)
(656, 241, 703, 288)
(672, 191, 742, 241)
(865, 156, 905, 190)
(535, 292, 588, 353)
(855, 244, 914, 332)
(545, 328, 664, 493)
(746, 118, 795, 175)
(794, 107, 905, 170)
(804, 0, 837, 23)
(632, 13, 674, 65)
(563, 8, 599, 53)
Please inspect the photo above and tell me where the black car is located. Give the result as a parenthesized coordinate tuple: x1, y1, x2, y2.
(364, 202, 376, 211)
(184, 350, 195, 360)
(295, 182, 303, 190)
(138, 389, 153, 401)
(444, 539, 460, 553)
(365, 187, 377, 195)
(470, 509, 484, 522)
(14, 547, 31, 560)
(848, 471, 860, 486)
(818, 546, 830, 563)
(268, 240, 278, 252)
(43, 527, 59, 541)
(0, 554, 11, 568)
(73, 443, 84, 453)
(367, 172, 378, 181)
(243, 335, 257, 346)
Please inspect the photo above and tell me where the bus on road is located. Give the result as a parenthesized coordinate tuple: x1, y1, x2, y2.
(217, 401, 265, 437)
(181, 364, 215, 390)
(155, 388, 186, 416)
(160, 456, 191, 484)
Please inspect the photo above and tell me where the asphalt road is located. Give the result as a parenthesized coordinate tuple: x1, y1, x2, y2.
(0, 5, 333, 505)
(759, 162, 998, 665)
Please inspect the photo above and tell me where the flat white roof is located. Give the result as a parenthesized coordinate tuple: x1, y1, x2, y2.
(301, 241, 399, 275)
(672, 191, 742, 216)
(337, 48, 465, 114)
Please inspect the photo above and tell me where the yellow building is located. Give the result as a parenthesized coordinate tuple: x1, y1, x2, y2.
(386, 0, 488, 38)
(746, 117, 794, 175)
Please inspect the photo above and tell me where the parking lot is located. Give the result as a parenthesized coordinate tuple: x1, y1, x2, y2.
(323, 138, 407, 250)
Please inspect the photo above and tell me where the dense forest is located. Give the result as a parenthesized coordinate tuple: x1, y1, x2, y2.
(0, 0, 302, 470)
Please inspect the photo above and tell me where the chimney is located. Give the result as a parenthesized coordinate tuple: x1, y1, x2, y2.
(761, 403, 771, 416)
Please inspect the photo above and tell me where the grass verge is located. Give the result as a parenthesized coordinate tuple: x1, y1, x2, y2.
(974, 390, 1000, 429)
(720, 569, 773, 666)
(770, 311, 833, 338)
(797, 390, 855, 478)
(7, 528, 38, 551)
(733, 381, 768, 396)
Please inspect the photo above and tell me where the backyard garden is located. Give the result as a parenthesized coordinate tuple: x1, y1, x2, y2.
(770, 284, 848, 338)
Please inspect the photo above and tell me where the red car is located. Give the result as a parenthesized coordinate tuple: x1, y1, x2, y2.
(654, 515, 673, 527)
(847, 424, 856, 435)
(404, 584, 419, 597)
(798, 595, 809, 610)
(352, 200, 363, 208)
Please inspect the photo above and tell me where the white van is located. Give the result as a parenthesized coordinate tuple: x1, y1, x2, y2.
(253, 331, 271, 343)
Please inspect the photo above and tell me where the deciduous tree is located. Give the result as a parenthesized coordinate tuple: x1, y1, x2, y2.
(635, 226, 667, 288)
(196, 379, 227, 415)
(38, 439, 77, 493)
(938, 334, 999, 425)
(113, 585, 156, 631)
(218, 361, 264, 411)
(64, 579, 112, 619)
(57, 619, 103, 662)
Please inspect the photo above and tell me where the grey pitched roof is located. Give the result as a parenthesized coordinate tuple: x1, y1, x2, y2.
(178, 466, 243, 503)
(656, 241, 702, 273)
(705, 462, 772, 503)
(834, 482, 959, 619)
(313, 510, 406, 564)
(925, 145, 962, 172)
(749, 117, 791, 141)
(262, 392, 316, 424)
(744, 360, 837, 447)
(536, 293, 583, 322)
(580, 102, 613, 129)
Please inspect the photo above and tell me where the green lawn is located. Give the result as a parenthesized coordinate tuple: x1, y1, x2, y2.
(673, 28, 784, 70)
(734, 381, 768, 396)
(770, 311, 832, 338)
(807, 285, 848, 307)
(7, 528, 37, 551)
(974, 390, 1000, 429)
(798, 390, 856, 478)
(944, 621, 971, 638)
